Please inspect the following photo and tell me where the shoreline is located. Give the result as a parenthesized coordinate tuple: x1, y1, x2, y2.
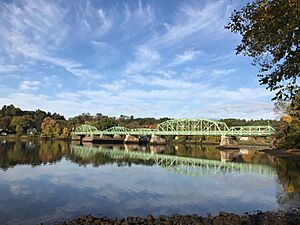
(55, 209, 300, 225)
(261, 148, 300, 159)
(0, 135, 70, 141)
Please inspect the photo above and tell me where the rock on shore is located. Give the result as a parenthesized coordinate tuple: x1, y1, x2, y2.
(55, 209, 300, 225)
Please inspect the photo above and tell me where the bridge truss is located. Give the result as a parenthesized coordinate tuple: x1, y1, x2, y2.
(72, 118, 275, 137)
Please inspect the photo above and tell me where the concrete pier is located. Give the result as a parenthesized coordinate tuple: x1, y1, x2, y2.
(82, 135, 124, 143)
(150, 135, 166, 145)
(219, 135, 239, 148)
(124, 135, 139, 144)
(82, 136, 95, 142)
(71, 135, 82, 141)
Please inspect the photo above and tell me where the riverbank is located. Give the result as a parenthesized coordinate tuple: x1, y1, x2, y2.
(0, 134, 70, 141)
(55, 209, 300, 225)
(262, 148, 300, 160)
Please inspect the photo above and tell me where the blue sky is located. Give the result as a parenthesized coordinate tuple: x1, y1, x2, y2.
(0, 0, 275, 119)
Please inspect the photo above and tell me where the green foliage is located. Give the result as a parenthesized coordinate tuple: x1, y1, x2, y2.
(275, 93, 300, 148)
(0, 116, 11, 130)
(117, 117, 170, 129)
(218, 118, 279, 128)
(0, 104, 22, 117)
(0, 105, 65, 134)
(226, 0, 300, 100)
(88, 116, 118, 130)
(282, 119, 300, 148)
(10, 115, 34, 135)
(68, 113, 95, 129)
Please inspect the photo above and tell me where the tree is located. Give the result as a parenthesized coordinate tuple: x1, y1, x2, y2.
(61, 127, 70, 138)
(274, 93, 300, 148)
(0, 116, 11, 130)
(41, 117, 57, 138)
(89, 116, 118, 130)
(10, 115, 33, 134)
(226, 0, 300, 100)
(33, 109, 47, 131)
(0, 105, 22, 117)
(41, 117, 70, 138)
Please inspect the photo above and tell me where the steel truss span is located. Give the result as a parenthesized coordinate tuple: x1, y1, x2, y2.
(72, 118, 275, 137)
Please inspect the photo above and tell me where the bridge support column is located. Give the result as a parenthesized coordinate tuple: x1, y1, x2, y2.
(71, 135, 83, 141)
(150, 135, 166, 145)
(124, 135, 139, 144)
(82, 135, 95, 142)
(219, 135, 238, 148)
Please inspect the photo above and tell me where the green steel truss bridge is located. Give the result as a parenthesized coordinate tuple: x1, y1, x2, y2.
(71, 145, 276, 177)
(72, 118, 275, 137)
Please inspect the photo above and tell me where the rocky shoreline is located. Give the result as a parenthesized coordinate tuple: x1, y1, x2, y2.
(55, 209, 300, 225)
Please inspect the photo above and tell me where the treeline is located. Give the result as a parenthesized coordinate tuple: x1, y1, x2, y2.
(219, 118, 278, 128)
(69, 113, 170, 130)
(0, 105, 170, 138)
(0, 104, 280, 138)
(0, 105, 68, 138)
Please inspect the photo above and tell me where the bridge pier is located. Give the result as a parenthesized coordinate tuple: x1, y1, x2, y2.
(71, 135, 83, 142)
(124, 135, 139, 144)
(80, 134, 125, 143)
(82, 135, 96, 142)
(220, 150, 239, 162)
(219, 135, 239, 148)
(150, 135, 166, 145)
(150, 145, 165, 154)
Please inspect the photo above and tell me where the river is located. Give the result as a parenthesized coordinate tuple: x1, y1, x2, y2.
(0, 140, 299, 225)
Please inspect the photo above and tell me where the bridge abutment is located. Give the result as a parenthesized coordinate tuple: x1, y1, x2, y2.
(150, 135, 166, 145)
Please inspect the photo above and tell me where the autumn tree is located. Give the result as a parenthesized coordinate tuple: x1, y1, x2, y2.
(274, 93, 300, 148)
(41, 117, 58, 138)
(41, 117, 70, 138)
(226, 0, 300, 100)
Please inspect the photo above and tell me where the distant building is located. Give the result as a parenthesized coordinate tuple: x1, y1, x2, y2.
(0, 129, 8, 136)
(26, 128, 38, 136)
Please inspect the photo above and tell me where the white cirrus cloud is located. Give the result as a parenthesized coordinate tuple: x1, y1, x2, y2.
(125, 46, 160, 75)
(171, 50, 203, 66)
(0, 0, 104, 78)
(0, 64, 24, 74)
(211, 69, 236, 78)
(19, 81, 42, 91)
(147, 1, 235, 49)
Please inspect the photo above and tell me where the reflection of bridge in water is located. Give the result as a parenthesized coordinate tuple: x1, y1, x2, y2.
(71, 145, 276, 177)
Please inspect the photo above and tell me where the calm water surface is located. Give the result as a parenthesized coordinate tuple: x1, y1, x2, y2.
(0, 140, 299, 225)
